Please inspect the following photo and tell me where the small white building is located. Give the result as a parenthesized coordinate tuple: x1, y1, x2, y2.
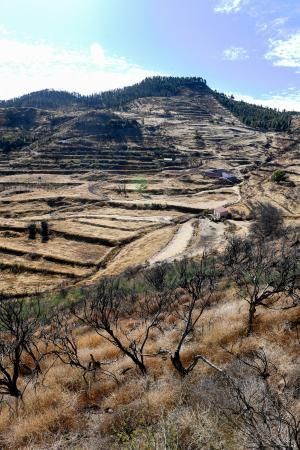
(213, 207, 230, 221)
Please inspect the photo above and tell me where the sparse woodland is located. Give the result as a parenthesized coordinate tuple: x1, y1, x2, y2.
(1, 76, 295, 132)
(214, 91, 294, 131)
(0, 211, 298, 450)
(0, 77, 208, 110)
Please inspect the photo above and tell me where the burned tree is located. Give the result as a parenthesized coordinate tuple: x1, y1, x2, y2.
(193, 348, 300, 449)
(225, 236, 299, 335)
(28, 223, 37, 240)
(169, 254, 217, 376)
(75, 278, 173, 376)
(250, 202, 284, 240)
(45, 314, 118, 388)
(222, 352, 300, 449)
(0, 297, 45, 406)
(116, 183, 128, 197)
(144, 262, 170, 292)
(41, 220, 49, 243)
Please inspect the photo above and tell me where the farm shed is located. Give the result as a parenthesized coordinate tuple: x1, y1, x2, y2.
(213, 207, 230, 220)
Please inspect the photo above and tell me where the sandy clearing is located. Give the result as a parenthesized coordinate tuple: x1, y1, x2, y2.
(188, 218, 226, 256)
(91, 225, 178, 279)
(149, 219, 195, 264)
(149, 218, 229, 264)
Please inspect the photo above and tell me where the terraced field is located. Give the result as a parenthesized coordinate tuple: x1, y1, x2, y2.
(0, 86, 298, 295)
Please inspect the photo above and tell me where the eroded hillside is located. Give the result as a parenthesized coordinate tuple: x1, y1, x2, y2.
(0, 80, 298, 296)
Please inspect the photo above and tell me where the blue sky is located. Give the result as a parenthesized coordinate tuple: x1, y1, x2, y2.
(0, 0, 299, 110)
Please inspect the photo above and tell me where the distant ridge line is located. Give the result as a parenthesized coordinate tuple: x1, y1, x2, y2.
(0, 76, 209, 109)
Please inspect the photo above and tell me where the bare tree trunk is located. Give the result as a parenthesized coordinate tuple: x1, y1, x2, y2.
(247, 303, 256, 336)
(171, 350, 187, 377)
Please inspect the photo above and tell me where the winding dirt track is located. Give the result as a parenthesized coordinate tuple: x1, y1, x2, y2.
(149, 217, 229, 264)
(149, 219, 195, 264)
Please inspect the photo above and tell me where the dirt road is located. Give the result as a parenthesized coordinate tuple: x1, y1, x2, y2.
(149, 219, 195, 263)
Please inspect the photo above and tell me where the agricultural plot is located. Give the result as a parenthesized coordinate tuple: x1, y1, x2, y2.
(0, 145, 297, 296)
(0, 270, 70, 296)
(0, 188, 187, 295)
(0, 236, 111, 266)
(50, 220, 144, 245)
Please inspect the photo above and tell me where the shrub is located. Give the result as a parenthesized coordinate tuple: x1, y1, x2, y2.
(41, 220, 49, 242)
(250, 202, 283, 239)
(28, 223, 37, 240)
(271, 169, 288, 183)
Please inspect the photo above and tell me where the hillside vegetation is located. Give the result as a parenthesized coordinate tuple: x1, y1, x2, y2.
(214, 91, 294, 131)
(0, 76, 298, 449)
(0, 76, 208, 110)
(0, 222, 298, 449)
(1, 76, 295, 132)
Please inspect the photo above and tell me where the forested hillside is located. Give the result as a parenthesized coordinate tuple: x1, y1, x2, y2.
(0, 76, 207, 109)
(214, 91, 294, 131)
(1, 76, 296, 132)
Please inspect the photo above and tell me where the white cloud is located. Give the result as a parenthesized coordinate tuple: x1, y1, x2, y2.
(0, 25, 12, 37)
(265, 32, 300, 68)
(0, 38, 160, 100)
(228, 91, 300, 111)
(223, 46, 249, 60)
(257, 17, 288, 36)
(214, 0, 243, 14)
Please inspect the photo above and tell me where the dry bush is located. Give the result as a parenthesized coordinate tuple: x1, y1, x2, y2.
(101, 377, 181, 448)
(76, 331, 102, 349)
(77, 378, 117, 410)
(2, 389, 83, 449)
(0, 240, 298, 449)
(167, 405, 243, 450)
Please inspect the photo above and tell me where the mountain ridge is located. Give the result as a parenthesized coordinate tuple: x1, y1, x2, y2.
(0, 82, 273, 176)
(0, 76, 295, 132)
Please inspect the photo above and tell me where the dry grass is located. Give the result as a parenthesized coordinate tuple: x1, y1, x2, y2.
(0, 236, 111, 265)
(98, 225, 178, 278)
(0, 178, 298, 447)
(51, 220, 141, 244)
(8, 394, 81, 448)
(0, 280, 298, 449)
(0, 271, 70, 295)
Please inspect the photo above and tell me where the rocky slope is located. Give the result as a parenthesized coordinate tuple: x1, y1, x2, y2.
(0, 82, 276, 176)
